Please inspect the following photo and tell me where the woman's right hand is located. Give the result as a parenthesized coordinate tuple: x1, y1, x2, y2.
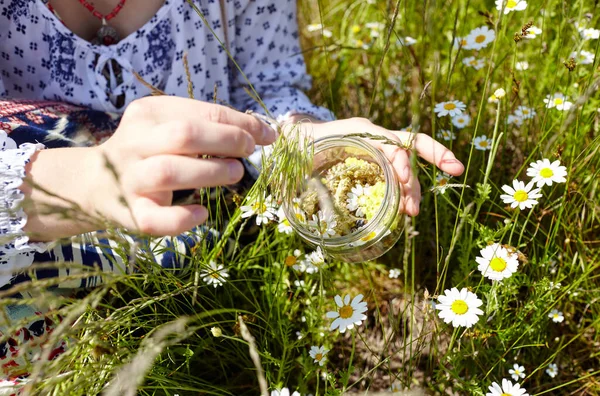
(24, 97, 276, 240)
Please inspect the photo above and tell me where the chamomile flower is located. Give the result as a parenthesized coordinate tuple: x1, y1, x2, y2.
(509, 364, 526, 381)
(546, 363, 558, 378)
(308, 210, 338, 238)
(462, 56, 486, 70)
(305, 247, 326, 274)
(437, 129, 456, 141)
(271, 388, 300, 396)
(494, 88, 506, 99)
(241, 195, 277, 226)
(434, 100, 466, 117)
(495, 0, 527, 14)
(346, 183, 371, 217)
(201, 261, 229, 288)
(524, 25, 542, 38)
(435, 172, 452, 194)
(515, 61, 529, 70)
(326, 294, 368, 333)
(389, 268, 400, 279)
(526, 159, 567, 187)
(581, 28, 600, 40)
(473, 135, 493, 151)
(397, 36, 417, 46)
(464, 26, 496, 50)
(285, 249, 302, 268)
(548, 309, 564, 323)
(500, 180, 542, 210)
(507, 115, 524, 126)
(452, 113, 471, 128)
(277, 207, 294, 234)
(366, 21, 385, 32)
(488, 94, 500, 104)
(570, 50, 595, 65)
(544, 93, 573, 111)
(306, 23, 333, 38)
(309, 346, 329, 366)
(486, 379, 529, 396)
(476, 243, 519, 281)
(514, 105, 536, 119)
(436, 287, 483, 328)
(453, 36, 468, 49)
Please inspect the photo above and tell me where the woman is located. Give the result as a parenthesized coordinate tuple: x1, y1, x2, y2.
(0, 0, 464, 380)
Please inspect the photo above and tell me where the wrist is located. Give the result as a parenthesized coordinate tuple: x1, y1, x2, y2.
(22, 146, 105, 240)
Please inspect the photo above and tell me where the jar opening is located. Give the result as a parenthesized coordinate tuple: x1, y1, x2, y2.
(283, 136, 401, 250)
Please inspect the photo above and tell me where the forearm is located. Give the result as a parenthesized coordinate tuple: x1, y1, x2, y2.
(21, 146, 108, 241)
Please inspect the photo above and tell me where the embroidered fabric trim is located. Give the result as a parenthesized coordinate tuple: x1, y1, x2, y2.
(0, 130, 48, 286)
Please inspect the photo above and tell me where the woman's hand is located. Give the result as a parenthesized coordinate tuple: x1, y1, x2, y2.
(291, 117, 465, 217)
(24, 97, 276, 240)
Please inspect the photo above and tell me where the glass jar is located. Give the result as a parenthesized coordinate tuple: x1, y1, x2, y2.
(283, 136, 404, 263)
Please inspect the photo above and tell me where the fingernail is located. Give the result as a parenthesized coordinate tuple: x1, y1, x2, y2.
(402, 165, 411, 181)
(229, 160, 243, 182)
(442, 158, 461, 165)
(262, 124, 277, 143)
(245, 134, 256, 156)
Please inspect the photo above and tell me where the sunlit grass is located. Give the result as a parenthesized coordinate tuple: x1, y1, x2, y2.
(2, 0, 599, 395)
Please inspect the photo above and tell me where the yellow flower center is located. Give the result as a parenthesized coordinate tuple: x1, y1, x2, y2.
(284, 256, 297, 267)
(475, 34, 486, 43)
(501, 394, 512, 396)
(356, 39, 364, 47)
(506, 0, 517, 8)
(361, 231, 377, 242)
(460, 39, 467, 46)
(252, 202, 267, 213)
(522, 109, 529, 114)
(513, 190, 529, 202)
(553, 98, 564, 105)
(540, 167, 554, 178)
(315, 353, 323, 361)
(490, 257, 507, 272)
(451, 300, 468, 315)
(439, 178, 448, 186)
(339, 305, 354, 319)
(352, 25, 361, 33)
(479, 140, 489, 148)
(210, 272, 220, 279)
(444, 102, 457, 110)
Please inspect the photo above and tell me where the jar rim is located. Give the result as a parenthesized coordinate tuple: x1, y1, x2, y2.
(283, 135, 400, 248)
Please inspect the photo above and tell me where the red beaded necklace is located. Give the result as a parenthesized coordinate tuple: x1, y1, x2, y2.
(48, 0, 128, 45)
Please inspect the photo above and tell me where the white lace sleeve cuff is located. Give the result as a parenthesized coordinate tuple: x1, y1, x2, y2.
(0, 130, 47, 287)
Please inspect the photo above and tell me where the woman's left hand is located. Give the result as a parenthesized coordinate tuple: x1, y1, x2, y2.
(291, 117, 465, 216)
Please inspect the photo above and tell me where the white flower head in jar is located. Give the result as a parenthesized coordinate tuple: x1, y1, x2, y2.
(307, 209, 338, 238)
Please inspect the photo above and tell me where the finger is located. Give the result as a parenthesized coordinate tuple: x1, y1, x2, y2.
(140, 121, 257, 158)
(396, 132, 465, 176)
(400, 167, 421, 216)
(125, 155, 244, 194)
(132, 197, 208, 236)
(127, 97, 277, 146)
(382, 144, 411, 184)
